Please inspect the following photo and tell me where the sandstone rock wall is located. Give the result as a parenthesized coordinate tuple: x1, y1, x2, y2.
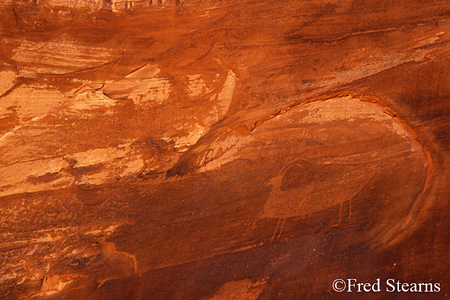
(1, 0, 202, 11)
(1, 0, 450, 299)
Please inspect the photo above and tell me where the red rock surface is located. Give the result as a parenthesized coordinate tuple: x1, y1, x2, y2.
(1, 0, 450, 299)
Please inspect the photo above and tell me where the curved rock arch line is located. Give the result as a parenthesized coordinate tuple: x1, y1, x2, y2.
(255, 92, 435, 246)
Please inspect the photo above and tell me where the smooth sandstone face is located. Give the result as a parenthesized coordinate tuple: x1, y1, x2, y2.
(1, 1, 447, 297)
(256, 96, 427, 219)
(0, 65, 236, 198)
(197, 95, 427, 222)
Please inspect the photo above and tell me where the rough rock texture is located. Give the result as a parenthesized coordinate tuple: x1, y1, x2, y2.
(1, 0, 450, 299)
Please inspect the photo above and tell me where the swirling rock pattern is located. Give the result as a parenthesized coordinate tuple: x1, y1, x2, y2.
(0, 0, 449, 299)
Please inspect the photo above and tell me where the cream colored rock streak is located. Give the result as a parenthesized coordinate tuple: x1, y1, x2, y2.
(216, 70, 236, 119)
(12, 35, 117, 74)
(167, 70, 236, 151)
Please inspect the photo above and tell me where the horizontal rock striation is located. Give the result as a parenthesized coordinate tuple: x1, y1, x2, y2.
(1, 0, 213, 11)
(1, 0, 450, 299)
